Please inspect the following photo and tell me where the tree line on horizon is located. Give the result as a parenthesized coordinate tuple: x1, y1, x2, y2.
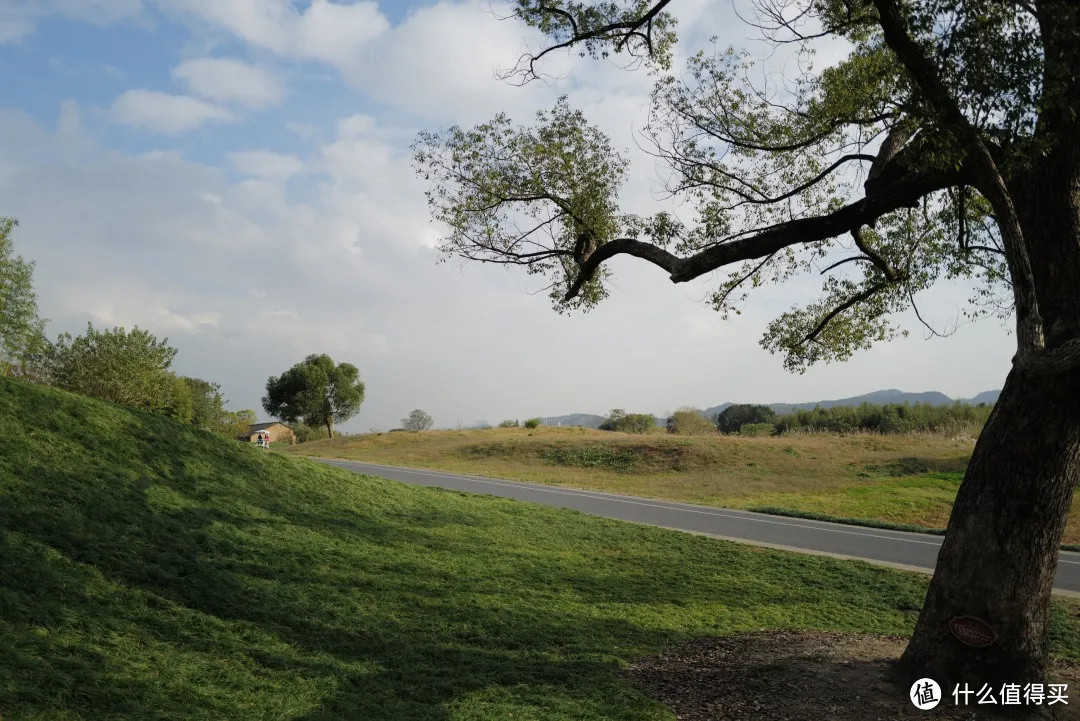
(581, 402, 995, 436)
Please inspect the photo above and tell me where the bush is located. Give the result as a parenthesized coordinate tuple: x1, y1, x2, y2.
(599, 409, 655, 434)
(716, 404, 777, 434)
(49, 322, 186, 418)
(666, 408, 714, 435)
(290, 422, 339, 443)
(523, 418, 541, 429)
(739, 423, 776, 437)
(498, 419, 520, 428)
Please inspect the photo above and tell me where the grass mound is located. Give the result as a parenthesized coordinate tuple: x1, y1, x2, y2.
(2, 378, 1078, 720)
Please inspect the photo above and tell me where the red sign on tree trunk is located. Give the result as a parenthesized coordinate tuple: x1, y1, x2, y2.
(949, 617, 997, 647)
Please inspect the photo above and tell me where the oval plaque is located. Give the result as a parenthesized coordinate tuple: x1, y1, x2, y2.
(949, 616, 997, 647)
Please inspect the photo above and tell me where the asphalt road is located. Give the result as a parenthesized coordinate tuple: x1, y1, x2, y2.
(318, 458, 1080, 595)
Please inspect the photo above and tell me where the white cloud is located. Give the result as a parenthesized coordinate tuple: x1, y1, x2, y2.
(348, 0, 566, 123)
(172, 57, 285, 109)
(0, 0, 143, 43)
(294, 0, 388, 66)
(0, 16, 33, 44)
(157, 0, 388, 65)
(110, 89, 233, 133)
(230, 150, 304, 182)
(336, 113, 376, 139)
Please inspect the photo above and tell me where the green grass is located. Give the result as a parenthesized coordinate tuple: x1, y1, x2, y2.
(2, 378, 1079, 720)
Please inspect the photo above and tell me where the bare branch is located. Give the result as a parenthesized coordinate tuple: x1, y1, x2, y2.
(909, 287, 956, 338)
(819, 255, 874, 275)
(509, 0, 672, 81)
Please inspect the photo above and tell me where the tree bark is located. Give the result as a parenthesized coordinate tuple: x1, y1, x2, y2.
(899, 367, 1080, 687)
(901, 152, 1080, 688)
(325, 418, 333, 440)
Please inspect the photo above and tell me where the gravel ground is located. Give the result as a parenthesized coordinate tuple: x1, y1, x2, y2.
(623, 631, 1079, 721)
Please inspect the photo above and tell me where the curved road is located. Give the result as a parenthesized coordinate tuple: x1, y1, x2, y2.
(318, 458, 1080, 596)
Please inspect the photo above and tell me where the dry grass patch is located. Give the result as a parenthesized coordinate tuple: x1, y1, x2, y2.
(289, 427, 1080, 545)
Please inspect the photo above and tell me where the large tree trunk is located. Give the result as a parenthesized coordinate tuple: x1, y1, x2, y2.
(901, 150, 1080, 687)
(325, 417, 333, 440)
(900, 367, 1080, 687)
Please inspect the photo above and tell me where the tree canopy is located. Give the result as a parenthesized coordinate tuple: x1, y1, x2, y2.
(263, 354, 365, 439)
(0, 218, 47, 378)
(715, 404, 777, 433)
(414, 0, 1080, 373)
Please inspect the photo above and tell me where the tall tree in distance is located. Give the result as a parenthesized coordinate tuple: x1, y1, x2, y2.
(415, 0, 1080, 686)
(0, 218, 47, 378)
(263, 354, 365, 439)
(401, 409, 434, 432)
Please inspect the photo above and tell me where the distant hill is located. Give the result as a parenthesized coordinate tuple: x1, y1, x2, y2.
(543, 389, 1002, 427)
(958, 390, 1001, 405)
(703, 388, 999, 419)
(539, 412, 668, 428)
(540, 413, 607, 428)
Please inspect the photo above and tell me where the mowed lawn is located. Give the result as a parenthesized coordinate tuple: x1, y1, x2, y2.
(4, 378, 1079, 720)
(293, 427, 1080, 545)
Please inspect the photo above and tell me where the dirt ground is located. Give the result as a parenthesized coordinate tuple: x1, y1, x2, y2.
(624, 631, 1080, 720)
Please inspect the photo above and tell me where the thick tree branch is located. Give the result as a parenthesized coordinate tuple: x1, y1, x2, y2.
(870, 0, 1044, 359)
(852, 226, 902, 281)
(564, 166, 958, 300)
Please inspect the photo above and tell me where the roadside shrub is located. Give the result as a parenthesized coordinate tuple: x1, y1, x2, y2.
(541, 447, 638, 471)
(739, 423, 776, 437)
(498, 419, 520, 428)
(523, 418, 541, 429)
(666, 408, 714, 435)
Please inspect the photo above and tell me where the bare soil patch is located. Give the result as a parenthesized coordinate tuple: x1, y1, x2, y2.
(624, 631, 1080, 720)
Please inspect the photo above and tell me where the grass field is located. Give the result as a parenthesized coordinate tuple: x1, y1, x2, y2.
(4, 378, 1079, 719)
(290, 426, 1080, 545)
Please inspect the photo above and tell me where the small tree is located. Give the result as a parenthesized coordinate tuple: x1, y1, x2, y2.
(599, 409, 655, 433)
(716, 404, 777, 434)
(0, 218, 47, 378)
(667, 408, 715, 435)
(263, 354, 365, 439)
(222, 409, 257, 438)
(50, 323, 181, 415)
(498, 419, 520, 428)
(402, 409, 434, 431)
(523, 417, 541, 428)
(597, 409, 626, 431)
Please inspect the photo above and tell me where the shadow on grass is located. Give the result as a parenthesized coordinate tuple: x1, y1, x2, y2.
(0, 379, 1019, 720)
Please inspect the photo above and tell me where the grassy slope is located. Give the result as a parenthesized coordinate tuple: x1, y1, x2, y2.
(2, 380, 1078, 721)
(292, 427, 1080, 544)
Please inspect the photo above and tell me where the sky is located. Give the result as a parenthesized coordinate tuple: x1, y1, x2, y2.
(1, 0, 1015, 431)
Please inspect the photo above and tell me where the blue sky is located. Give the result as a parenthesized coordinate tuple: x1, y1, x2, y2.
(0, 0, 1014, 430)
